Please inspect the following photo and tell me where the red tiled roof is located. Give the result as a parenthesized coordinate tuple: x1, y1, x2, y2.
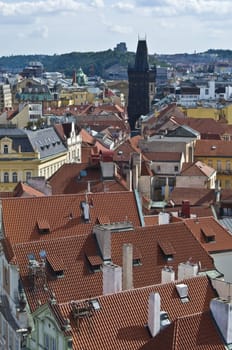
(174, 117, 226, 138)
(48, 163, 128, 195)
(144, 215, 159, 226)
(185, 216, 232, 253)
(141, 312, 225, 350)
(2, 192, 141, 244)
(143, 152, 182, 162)
(169, 188, 215, 206)
(59, 276, 219, 350)
(180, 161, 215, 177)
(110, 224, 214, 289)
(195, 139, 232, 157)
(13, 182, 45, 198)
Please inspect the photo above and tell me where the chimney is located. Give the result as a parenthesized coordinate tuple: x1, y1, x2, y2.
(132, 164, 139, 190)
(210, 298, 232, 344)
(93, 226, 111, 261)
(178, 261, 198, 281)
(126, 169, 132, 191)
(161, 266, 175, 284)
(164, 177, 169, 201)
(103, 263, 122, 295)
(148, 292, 161, 337)
(181, 200, 190, 218)
(158, 212, 170, 225)
(122, 243, 133, 290)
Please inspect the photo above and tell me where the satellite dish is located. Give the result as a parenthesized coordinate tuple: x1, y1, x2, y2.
(39, 250, 47, 259)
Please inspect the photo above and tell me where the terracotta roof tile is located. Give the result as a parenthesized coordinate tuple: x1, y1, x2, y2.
(13, 182, 45, 197)
(195, 139, 232, 157)
(58, 276, 219, 350)
(181, 161, 215, 177)
(143, 152, 182, 162)
(110, 224, 214, 289)
(2, 192, 141, 244)
(169, 188, 215, 206)
(141, 312, 225, 350)
(185, 216, 232, 253)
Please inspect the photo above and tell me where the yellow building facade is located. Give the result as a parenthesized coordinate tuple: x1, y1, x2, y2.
(194, 139, 232, 190)
(0, 128, 67, 192)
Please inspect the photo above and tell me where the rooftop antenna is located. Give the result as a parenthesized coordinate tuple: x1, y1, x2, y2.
(70, 300, 93, 333)
(27, 250, 47, 291)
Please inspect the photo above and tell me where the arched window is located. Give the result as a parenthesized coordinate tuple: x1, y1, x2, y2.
(3, 145, 8, 154)
(4, 172, 9, 183)
(12, 172, 18, 183)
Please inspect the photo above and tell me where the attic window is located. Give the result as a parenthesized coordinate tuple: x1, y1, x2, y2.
(133, 245, 142, 266)
(201, 226, 216, 243)
(158, 239, 175, 261)
(37, 219, 50, 234)
(46, 254, 64, 278)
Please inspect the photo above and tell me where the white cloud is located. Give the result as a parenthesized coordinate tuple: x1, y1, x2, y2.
(111, 2, 134, 11)
(0, 0, 87, 17)
(90, 0, 104, 7)
(108, 24, 133, 34)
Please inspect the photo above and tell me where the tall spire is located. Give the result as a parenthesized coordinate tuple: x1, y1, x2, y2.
(134, 39, 149, 72)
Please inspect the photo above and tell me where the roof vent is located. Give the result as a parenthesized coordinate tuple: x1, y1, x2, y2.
(211, 145, 216, 150)
(176, 283, 189, 303)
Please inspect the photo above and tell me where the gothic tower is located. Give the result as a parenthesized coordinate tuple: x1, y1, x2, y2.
(127, 39, 156, 130)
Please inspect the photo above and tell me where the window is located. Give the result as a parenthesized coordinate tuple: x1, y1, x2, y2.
(208, 160, 213, 167)
(226, 161, 231, 171)
(225, 180, 231, 189)
(4, 172, 9, 183)
(157, 165, 161, 172)
(205, 88, 209, 95)
(174, 165, 179, 172)
(3, 144, 8, 154)
(217, 160, 221, 171)
(12, 172, 18, 183)
(44, 334, 57, 350)
(26, 171, 31, 181)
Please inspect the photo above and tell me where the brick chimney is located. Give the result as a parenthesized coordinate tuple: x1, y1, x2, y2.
(181, 200, 190, 218)
(122, 243, 133, 290)
(103, 263, 122, 295)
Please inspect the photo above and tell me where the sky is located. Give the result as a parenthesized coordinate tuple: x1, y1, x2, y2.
(0, 0, 232, 57)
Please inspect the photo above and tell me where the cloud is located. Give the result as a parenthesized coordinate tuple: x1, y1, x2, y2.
(0, 0, 87, 18)
(17, 24, 49, 39)
(111, 2, 134, 11)
(108, 24, 133, 34)
(90, 0, 104, 7)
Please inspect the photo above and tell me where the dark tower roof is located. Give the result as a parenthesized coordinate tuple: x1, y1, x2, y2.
(134, 39, 149, 72)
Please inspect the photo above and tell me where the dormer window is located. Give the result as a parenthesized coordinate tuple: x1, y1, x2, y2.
(46, 254, 64, 278)
(201, 226, 216, 243)
(85, 253, 102, 273)
(158, 239, 175, 261)
(37, 219, 50, 234)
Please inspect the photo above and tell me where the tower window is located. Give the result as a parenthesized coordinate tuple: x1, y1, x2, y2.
(3, 145, 8, 154)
